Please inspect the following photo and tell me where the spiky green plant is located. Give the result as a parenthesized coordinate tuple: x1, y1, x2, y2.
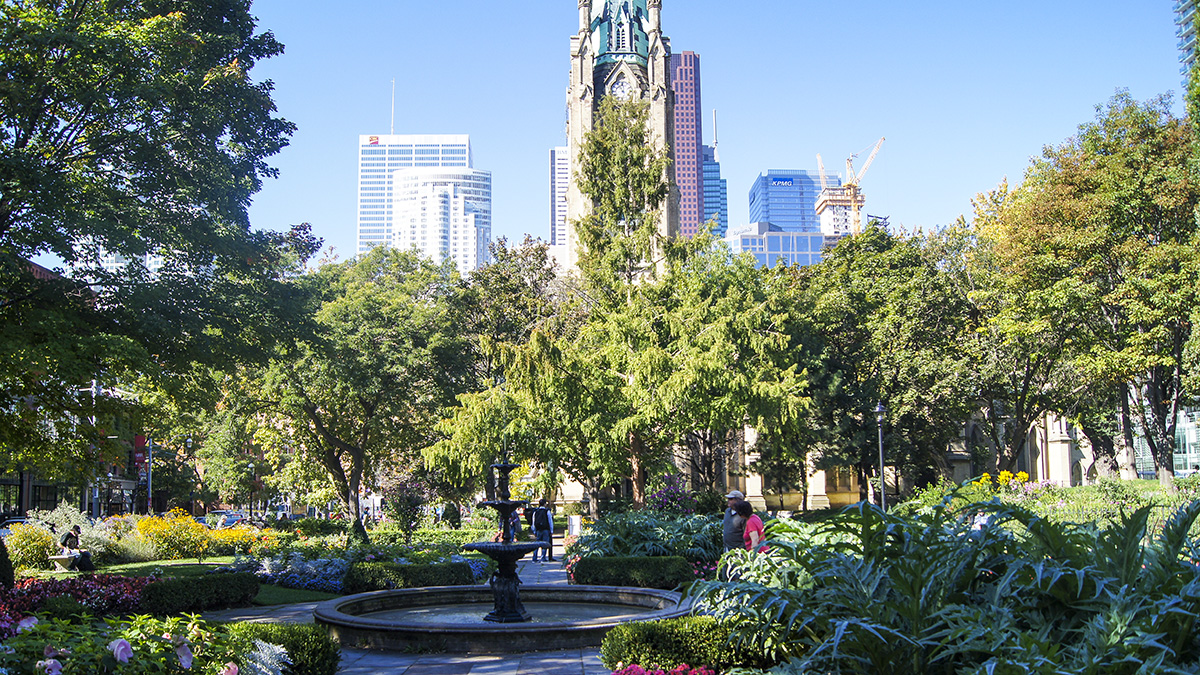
(691, 495, 1200, 674)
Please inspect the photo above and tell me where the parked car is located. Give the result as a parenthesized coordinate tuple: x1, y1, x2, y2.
(0, 517, 27, 538)
(205, 511, 246, 528)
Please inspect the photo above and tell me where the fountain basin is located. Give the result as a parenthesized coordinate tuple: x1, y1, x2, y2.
(314, 585, 690, 653)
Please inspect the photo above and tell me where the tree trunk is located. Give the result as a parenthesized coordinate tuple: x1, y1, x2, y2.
(629, 433, 646, 509)
(1078, 421, 1118, 479)
(1118, 384, 1140, 479)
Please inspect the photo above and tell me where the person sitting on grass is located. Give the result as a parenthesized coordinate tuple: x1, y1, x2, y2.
(59, 525, 94, 571)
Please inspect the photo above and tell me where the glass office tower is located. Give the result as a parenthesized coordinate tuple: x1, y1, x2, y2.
(702, 144, 727, 237)
(357, 134, 473, 257)
(748, 169, 837, 233)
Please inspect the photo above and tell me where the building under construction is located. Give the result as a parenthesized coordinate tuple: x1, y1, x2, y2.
(816, 137, 884, 237)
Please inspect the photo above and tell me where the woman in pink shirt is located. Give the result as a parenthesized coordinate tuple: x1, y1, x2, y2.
(735, 500, 768, 552)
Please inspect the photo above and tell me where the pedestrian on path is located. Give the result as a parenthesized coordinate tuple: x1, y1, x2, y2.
(722, 490, 746, 552)
(530, 499, 554, 562)
(735, 499, 768, 553)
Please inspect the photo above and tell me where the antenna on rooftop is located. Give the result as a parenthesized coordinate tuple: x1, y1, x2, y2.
(711, 109, 720, 163)
(390, 78, 396, 135)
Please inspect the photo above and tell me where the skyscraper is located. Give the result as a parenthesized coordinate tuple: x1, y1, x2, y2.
(356, 134, 473, 257)
(549, 147, 570, 246)
(701, 144, 727, 237)
(1177, 1, 1198, 85)
(671, 51, 703, 238)
(391, 167, 491, 276)
(565, 0, 677, 271)
(748, 170, 839, 233)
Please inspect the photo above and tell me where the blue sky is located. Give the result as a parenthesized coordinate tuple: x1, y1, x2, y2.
(244, 1, 1184, 259)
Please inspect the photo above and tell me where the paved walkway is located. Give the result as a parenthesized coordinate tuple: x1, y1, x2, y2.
(206, 537, 606, 675)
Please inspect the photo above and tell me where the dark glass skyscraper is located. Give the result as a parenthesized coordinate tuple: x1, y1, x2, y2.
(671, 51, 703, 237)
(702, 144, 727, 237)
(748, 170, 837, 233)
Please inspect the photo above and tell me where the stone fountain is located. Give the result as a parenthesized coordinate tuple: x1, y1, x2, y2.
(461, 462, 543, 622)
(313, 460, 691, 653)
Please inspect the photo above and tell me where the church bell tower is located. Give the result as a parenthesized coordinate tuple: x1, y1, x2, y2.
(564, 0, 679, 272)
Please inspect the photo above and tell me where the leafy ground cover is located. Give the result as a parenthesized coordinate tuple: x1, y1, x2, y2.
(688, 497, 1200, 674)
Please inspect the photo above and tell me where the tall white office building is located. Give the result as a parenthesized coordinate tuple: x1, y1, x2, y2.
(357, 134, 481, 261)
(391, 168, 492, 276)
(549, 147, 570, 246)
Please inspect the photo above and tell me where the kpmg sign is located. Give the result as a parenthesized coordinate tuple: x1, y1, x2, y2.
(770, 178, 795, 187)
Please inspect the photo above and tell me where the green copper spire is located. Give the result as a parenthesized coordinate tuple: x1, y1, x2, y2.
(593, 0, 649, 66)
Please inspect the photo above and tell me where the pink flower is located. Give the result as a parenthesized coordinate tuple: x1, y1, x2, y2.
(36, 659, 63, 675)
(176, 643, 194, 669)
(17, 616, 38, 633)
(108, 638, 133, 663)
(220, 663, 240, 675)
(43, 645, 71, 658)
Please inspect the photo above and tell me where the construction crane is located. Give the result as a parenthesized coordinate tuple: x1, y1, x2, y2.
(815, 138, 885, 237)
(845, 137, 885, 235)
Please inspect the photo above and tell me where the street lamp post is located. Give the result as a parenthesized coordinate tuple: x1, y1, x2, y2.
(875, 402, 887, 511)
(247, 463, 255, 523)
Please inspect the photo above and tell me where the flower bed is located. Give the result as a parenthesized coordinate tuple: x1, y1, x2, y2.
(219, 548, 494, 594)
(0, 614, 294, 675)
(0, 576, 155, 639)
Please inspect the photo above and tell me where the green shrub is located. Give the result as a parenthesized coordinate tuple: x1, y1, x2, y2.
(40, 595, 91, 621)
(6, 522, 58, 570)
(290, 518, 346, 537)
(27, 503, 119, 564)
(0, 536, 13, 589)
(402, 528, 494, 547)
(342, 561, 474, 594)
(110, 534, 158, 564)
(691, 499, 1200, 672)
(600, 616, 767, 671)
(562, 501, 588, 516)
(574, 513, 723, 563)
(141, 572, 260, 615)
(572, 556, 693, 590)
(228, 622, 341, 675)
(694, 491, 727, 515)
(137, 510, 212, 561)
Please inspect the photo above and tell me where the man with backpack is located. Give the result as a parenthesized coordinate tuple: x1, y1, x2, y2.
(530, 499, 554, 562)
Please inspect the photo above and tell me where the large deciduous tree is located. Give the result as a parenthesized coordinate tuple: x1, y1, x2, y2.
(982, 92, 1199, 486)
(0, 0, 313, 476)
(253, 249, 470, 544)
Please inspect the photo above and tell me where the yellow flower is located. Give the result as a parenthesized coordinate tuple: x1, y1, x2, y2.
(998, 470, 1014, 486)
(979, 472, 992, 484)
(1015, 471, 1029, 483)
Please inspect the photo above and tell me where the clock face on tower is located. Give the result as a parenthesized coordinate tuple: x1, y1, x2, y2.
(611, 78, 632, 100)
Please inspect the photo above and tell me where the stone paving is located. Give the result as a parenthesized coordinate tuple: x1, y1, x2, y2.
(205, 536, 606, 675)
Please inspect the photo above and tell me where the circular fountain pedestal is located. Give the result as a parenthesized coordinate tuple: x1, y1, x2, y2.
(462, 541, 543, 622)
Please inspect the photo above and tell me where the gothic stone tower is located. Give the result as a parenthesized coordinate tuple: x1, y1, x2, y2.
(564, 0, 679, 272)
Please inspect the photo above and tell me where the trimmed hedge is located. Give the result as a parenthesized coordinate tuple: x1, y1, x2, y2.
(600, 616, 769, 671)
(411, 529, 495, 547)
(141, 573, 260, 615)
(572, 556, 693, 590)
(227, 622, 341, 675)
(342, 561, 475, 594)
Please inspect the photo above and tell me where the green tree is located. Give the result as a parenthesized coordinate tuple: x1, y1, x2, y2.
(982, 92, 1199, 486)
(252, 248, 470, 544)
(797, 226, 976, 498)
(0, 0, 314, 474)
